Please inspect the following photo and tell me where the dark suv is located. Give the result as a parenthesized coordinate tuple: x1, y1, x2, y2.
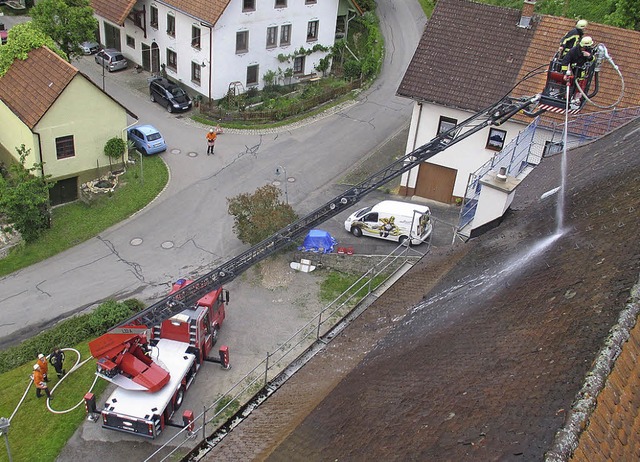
(149, 78, 192, 113)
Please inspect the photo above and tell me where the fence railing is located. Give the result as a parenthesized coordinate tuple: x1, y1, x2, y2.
(143, 245, 425, 462)
(198, 79, 363, 123)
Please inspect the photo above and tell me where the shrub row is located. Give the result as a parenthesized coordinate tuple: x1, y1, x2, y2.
(0, 298, 144, 373)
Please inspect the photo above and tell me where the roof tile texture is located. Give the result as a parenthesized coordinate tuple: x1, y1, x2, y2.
(0, 47, 77, 129)
(397, 0, 537, 112)
(90, 0, 231, 26)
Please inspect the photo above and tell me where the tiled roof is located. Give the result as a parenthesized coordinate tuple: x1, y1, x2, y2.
(90, 0, 137, 25)
(513, 15, 640, 118)
(0, 47, 77, 129)
(90, 0, 231, 26)
(397, 0, 537, 112)
(399, 0, 640, 117)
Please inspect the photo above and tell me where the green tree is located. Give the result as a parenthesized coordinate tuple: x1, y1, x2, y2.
(605, 0, 640, 30)
(30, 0, 98, 59)
(227, 184, 298, 245)
(104, 136, 127, 171)
(0, 22, 66, 76)
(0, 145, 53, 243)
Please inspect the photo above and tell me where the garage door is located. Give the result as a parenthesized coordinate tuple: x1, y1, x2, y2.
(414, 163, 456, 204)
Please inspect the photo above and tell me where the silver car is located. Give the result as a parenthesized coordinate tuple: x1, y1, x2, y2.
(81, 41, 100, 55)
(94, 49, 128, 72)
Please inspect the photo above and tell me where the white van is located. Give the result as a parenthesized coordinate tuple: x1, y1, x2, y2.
(344, 200, 433, 246)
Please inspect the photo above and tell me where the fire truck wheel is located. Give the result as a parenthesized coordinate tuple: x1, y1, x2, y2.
(175, 386, 186, 410)
(211, 326, 219, 346)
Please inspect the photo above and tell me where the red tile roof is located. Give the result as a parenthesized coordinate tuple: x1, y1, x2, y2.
(398, 0, 640, 117)
(90, 0, 231, 26)
(0, 47, 77, 129)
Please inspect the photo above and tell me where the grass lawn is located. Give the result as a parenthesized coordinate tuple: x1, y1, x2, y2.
(0, 155, 168, 277)
(0, 342, 108, 462)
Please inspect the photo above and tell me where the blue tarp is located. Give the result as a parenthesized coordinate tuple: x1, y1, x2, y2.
(298, 229, 337, 253)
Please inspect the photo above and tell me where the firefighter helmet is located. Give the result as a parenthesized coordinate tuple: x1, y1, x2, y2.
(576, 20, 588, 30)
(33, 364, 40, 370)
(38, 353, 45, 359)
(580, 36, 594, 47)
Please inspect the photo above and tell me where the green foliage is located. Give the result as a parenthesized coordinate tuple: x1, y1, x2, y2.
(104, 136, 126, 167)
(227, 184, 298, 245)
(0, 22, 67, 76)
(0, 155, 168, 277)
(319, 270, 387, 305)
(30, 0, 98, 59)
(0, 299, 144, 374)
(605, 0, 640, 30)
(263, 69, 277, 86)
(0, 145, 52, 243)
(357, 0, 377, 11)
(315, 56, 331, 75)
(343, 59, 363, 79)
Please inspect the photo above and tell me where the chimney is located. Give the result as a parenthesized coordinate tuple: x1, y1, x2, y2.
(518, 0, 536, 28)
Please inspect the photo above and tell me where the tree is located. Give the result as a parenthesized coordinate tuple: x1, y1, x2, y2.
(30, 0, 98, 59)
(605, 0, 640, 30)
(104, 137, 126, 171)
(0, 145, 53, 243)
(0, 22, 66, 77)
(227, 184, 298, 245)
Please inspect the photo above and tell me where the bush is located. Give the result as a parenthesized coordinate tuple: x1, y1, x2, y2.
(0, 298, 145, 373)
(343, 59, 363, 79)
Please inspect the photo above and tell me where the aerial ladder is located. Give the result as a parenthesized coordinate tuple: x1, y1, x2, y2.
(117, 94, 542, 330)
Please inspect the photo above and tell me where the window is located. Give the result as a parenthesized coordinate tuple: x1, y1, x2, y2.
(150, 5, 158, 28)
(293, 56, 305, 74)
(247, 64, 259, 86)
(275, 0, 287, 7)
(126, 35, 135, 49)
(266, 26, 278, 48)
(192, 26, 201, 49)
(167, 13, 175, 36)
(55, 135, 75, 159)
(437, 116, 457, 138)
(305, 0, 317, 3)
(280, 24, 291, 46)
(307, 20, 318, 41)
(242, 0, 255, 12)
(191, 61, 201, 84)
(543, 140, 563, 157)
(236, 31, 248, 53)
(486, 128, 507, 151)
(167, 49, 177, 71)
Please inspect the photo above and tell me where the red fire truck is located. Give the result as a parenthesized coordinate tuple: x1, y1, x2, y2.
(88, 279, 229, 438)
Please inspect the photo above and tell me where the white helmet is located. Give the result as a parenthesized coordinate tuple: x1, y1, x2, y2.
(38, 353, 45, 359)
(33, 364, 40, 370)
(576, 19, 588, 30)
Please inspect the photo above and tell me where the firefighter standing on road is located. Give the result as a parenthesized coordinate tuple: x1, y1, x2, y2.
(37, 353, 49, 382)
(31, 364, 52, 399)
(206, 128, 217, 155)
(49, 347, 66, 379)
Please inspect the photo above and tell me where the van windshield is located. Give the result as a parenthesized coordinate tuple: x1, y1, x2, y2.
(354, 207, 371, 218)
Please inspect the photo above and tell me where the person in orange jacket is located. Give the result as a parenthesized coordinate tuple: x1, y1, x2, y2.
(32, 364, 52, 399)
(37, 353, 49, 381)
(206, 128, 217, 155)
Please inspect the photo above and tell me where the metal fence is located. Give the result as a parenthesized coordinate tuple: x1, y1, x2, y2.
(143, 245, 424, 462)
(198, 79, 363, 123)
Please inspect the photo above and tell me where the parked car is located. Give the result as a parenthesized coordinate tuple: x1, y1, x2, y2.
(80, 41, 100, 55)
(0, 23, 7, 45)
(149, 78, 193, 113)
(95, 49, 128, 72)
(127, 125, 167, 155)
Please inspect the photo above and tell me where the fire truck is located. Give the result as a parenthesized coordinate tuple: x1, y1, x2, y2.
(88, 279, 229, 438)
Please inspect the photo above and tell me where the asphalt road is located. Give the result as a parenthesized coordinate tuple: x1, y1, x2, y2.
(0, 0, 429, 350)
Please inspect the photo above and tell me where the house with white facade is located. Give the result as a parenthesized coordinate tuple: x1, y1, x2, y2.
(397, 0, 640, 210)
(91, 0, 362, 101)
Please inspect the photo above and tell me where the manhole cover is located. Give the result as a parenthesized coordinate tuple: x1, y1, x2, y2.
(188, 152, 198, 157)
(272, 180, 281, 186)
(130, 238, 143, 246)
(161, 241, 174, 249)
(287, 177, 296, 183)
(171, 149, 181, 155)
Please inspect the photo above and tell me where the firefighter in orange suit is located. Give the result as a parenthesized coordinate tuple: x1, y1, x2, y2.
(37, 353, 49, 381)
(32, 364, 52, 399)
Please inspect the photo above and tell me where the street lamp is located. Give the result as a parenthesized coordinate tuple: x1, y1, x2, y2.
(275, 165, 288, 205)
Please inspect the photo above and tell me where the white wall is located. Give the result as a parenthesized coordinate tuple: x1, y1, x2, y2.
(401, 101, 527, 198)
(102, 0, 339, 100)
